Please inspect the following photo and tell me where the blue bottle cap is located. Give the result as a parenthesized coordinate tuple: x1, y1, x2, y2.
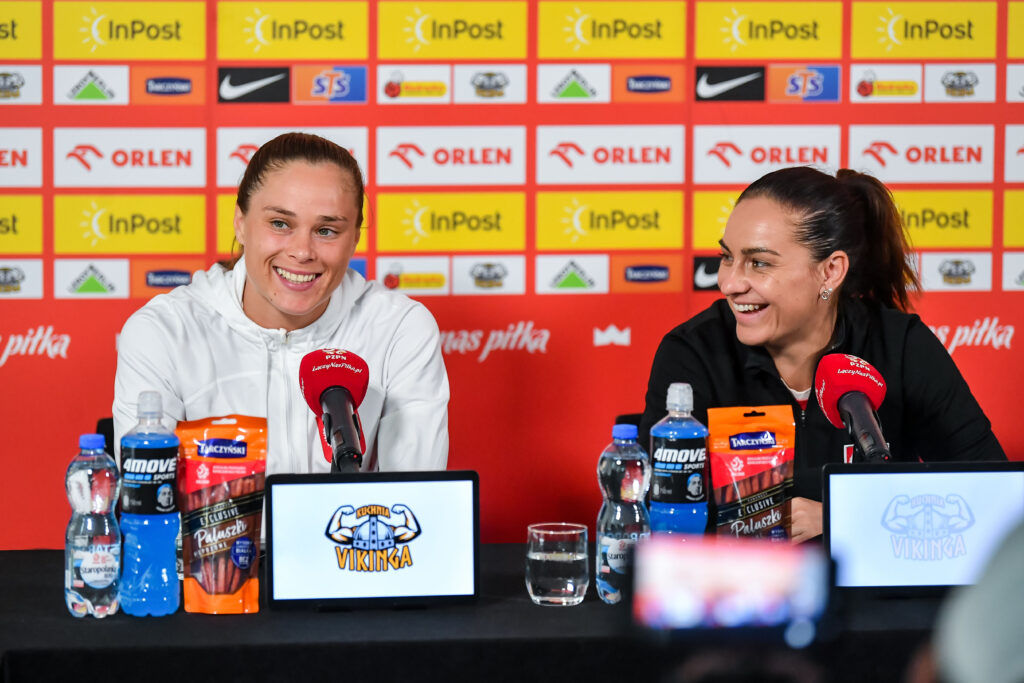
(612, 424, 638, 440)
(79, 433, 106, 450)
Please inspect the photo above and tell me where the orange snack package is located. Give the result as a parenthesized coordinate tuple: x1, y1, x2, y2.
(176, 415, 267, 614)
(707, 406, 795, 540)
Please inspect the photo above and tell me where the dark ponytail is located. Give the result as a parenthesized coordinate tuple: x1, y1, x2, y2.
(737, 166, 919, 311)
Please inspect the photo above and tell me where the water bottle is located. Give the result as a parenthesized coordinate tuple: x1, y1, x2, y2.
(65, 433, 121, 618)
(596, 423, 651, 605)
(649, 383, 710, 535)
(119, 391, 180, 616)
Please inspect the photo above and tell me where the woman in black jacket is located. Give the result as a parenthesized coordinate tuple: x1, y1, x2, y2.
(640, 166, 1005, 543)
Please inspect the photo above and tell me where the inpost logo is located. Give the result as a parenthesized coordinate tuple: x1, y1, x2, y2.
(0, 2, 42, 59)
(0, 195, 43, 254)
(851, 2, 996, 59)
(692, 192, 738, 249)
(53, 2, 205, 60)
(54, 195, 205, 254)
(218, 2, 368, 60)
(536, 192, 682, 250)
(696, 2, 842, 59)
(538, 2, 685, 58)
(893, 190, 992, 248)
(379, 2, 526, 59)
(377, 193, 524, 252)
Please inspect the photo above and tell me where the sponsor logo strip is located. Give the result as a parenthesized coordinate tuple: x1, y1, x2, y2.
(377, 64, 451, 104)
(695, 2, 842, 59)
(851, 2, 996, 59)
(537, 2, 685, 59)
(0, 64, 42, 104)
(0, 1, 41, 59)
(610, 253, 683, 293)
(452, 64, 527, 104)
(451, 255, 526, 295)
(0, 127, 42, 187)
(0, 194, 42, 253)
(695, 66, 764, 101)
(376, 193, 524, 252)
(766, 64, 840, 102)
(54, 258, 130, 298)
(376, 255, 450, 295)
(131, 65, 205, 105)
(536, 64, 610, 103)
(53, 65, 129, 105)
(218, 1, 367, 60)
(293, 65, 367, 104)
(920, 252, 992, 292)
(535, 254, 609, 294)
(893, 191, 992, 248)
(612, 63, 684, 102)
(0, 258, 43, 298)
(692, 191, 740, 249)
(536, 192, 682, 250)
(130, 257, 204, 298)
(849, 124, 993, 184)
(1005, 191, 1024, 247)
(849, 63, 922, 103)
(923, 63, 995, 103)
(54, 1, 206, 60)
(378, 2, 526, 60)
(54, 195, 205, 254)
(217, 67, 289, 103)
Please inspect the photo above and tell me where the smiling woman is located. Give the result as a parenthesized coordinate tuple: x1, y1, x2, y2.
(113, 133, 450, 478)
(639, 166, 1004, 543)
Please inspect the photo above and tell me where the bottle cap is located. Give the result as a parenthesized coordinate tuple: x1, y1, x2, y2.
(79, 433, 106, 450)
(137, 390, 163, 418)
(612, 423, 638, 440)
(666, 383, 693, 412)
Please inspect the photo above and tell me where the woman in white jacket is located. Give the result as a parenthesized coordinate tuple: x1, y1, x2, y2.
(113, 133, 449, 476)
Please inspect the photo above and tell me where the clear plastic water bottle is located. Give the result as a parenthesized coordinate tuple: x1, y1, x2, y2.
(649, 383, 710, 535)
(65, 433, 121, 618)
(596, 423, 651, 605)
(119, 391, 180, 616)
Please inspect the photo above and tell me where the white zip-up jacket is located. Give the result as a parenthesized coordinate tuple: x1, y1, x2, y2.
(113, 257, 449, 475)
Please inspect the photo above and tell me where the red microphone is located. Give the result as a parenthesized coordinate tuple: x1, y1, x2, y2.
(814, 353, 891, 463)
(299, 349, 369, 472)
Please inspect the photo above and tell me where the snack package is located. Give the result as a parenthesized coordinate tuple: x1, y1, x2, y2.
(708, 406, 795, 540)
(176, 415, 267, 614)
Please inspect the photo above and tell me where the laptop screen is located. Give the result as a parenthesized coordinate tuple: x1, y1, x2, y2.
(265, 470, 479, 608)
(824, 462, 1024, 591)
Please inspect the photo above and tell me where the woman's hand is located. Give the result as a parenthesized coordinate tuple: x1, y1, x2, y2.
(790, 497, 823, 543)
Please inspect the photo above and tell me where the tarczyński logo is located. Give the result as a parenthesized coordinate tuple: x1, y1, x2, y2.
(326, 503, 421, 572)
(882, 494, 973, 560)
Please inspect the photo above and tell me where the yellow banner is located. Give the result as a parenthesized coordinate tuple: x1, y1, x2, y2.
(218, 1, 367, 60)
(537, 192, 682, 250)
(692, 191, 739, 249)
(55, 195, 205, 254)
(0, 195, 42, 254)
(219, 193, 368, 255)
(538, 1, 685, 59)
(894, 191, 992, 248)
(1009, 3, 1024, 59)
(54, 1, 205, 60)
(851, 2, 995, 59)
(379, 2, 526, 59)
(1006, 191, 1024, 247)
(377, 193, 524, 252)
(0, 2, 41, 58)
(696, 2, 841, 59)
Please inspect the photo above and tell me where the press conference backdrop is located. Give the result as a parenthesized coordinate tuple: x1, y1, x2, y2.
(1, 1, 1022, 548)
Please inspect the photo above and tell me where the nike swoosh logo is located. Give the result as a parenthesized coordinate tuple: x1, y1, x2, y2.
(696, 72, 762, 99)
(694, 262, 719, 289)
(219, 73, 286, 100)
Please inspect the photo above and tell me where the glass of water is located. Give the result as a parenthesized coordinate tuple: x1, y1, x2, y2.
(525, 523, 589, 606)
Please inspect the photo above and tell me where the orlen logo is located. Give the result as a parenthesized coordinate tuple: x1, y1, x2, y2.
(862, 141, 899, 166)
(65, 144, 103, 171)
(851, 126, 993, 183)
(54, 128, 206, 188)
(863, 140, 982, 166)
(230, 144, 259, 164)
(377, 126, 525, 186)
(537, 125, 684, 185)
(706, 141, 828, 167)
(65, 144, 192, 170)
(548, 141, 671, 168)
(706, 142, 742, 167)
(197, 438, 247, 458)
(729, 431, 777, 450)
(388, 143, 426, 169)
(549, 142, 585, 168)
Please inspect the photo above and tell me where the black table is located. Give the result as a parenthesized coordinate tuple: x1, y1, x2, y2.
(0, 545, 939, 683)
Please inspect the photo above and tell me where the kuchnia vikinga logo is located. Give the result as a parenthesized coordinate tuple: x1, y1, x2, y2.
(882, 494, 973, 560)
(326, 503, 421, 571)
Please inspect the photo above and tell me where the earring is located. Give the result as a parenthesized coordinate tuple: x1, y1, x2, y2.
(820, 287, 833, 301)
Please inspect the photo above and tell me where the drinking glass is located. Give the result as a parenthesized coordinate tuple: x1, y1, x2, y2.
(525, 523, 589, 606)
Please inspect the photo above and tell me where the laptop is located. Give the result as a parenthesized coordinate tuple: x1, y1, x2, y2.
(264, 470, 479, 609)
(823, 461, 1024, 596)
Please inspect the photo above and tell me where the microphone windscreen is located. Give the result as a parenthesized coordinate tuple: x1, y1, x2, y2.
(814, 353, 887, 429)
(299, 349, 370, 417)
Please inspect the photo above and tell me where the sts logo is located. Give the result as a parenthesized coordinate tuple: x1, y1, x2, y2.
(326, 503, 421, 572)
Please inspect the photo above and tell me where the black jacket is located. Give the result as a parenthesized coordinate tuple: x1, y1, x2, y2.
(639, 298, 1006, 501)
